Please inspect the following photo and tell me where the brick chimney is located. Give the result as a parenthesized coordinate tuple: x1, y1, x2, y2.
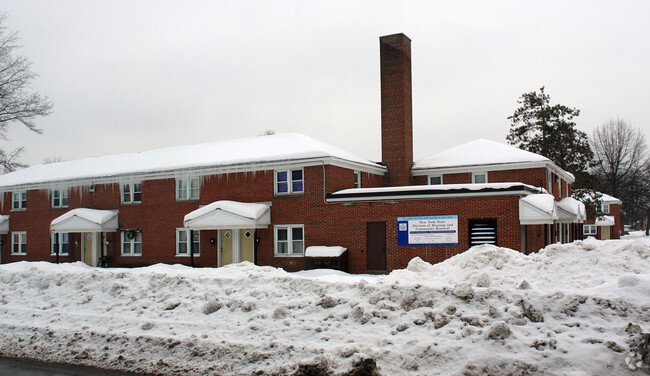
(380, 33, 413, 187)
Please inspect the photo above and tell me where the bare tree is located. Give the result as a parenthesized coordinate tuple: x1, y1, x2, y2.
(0, 14, 53, 172)
(591, 117, 649, 229)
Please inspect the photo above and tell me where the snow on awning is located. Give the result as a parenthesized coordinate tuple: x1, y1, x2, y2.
(0, 215, 9, 234)
(556, 197, 586, 223)
(51, 208, 119, 233)
(519, 194, 558, 225)
(305, 246, 347, 258)
(595, 215, 616, 227)
(184, 200, 270, 230)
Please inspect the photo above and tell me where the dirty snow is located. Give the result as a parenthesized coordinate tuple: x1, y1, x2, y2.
(0, 238, 648, 375)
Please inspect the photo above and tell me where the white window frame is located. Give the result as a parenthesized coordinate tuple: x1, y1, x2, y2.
(51, 233, 69, 256)
(601, 202, 610, 214)
(353, 171, 361, 188)
(583, 224, 597, 235)
(52, 189, 69, 208)
(275, 169, 304, 195)
(121, 182, 142, 204)
(12, 232, 26, 255)
(176, 228, 200, 257)
(429, 175, 443, 185)
(472, 172, 487, 184)
(274, 224, 304, 256)
(12, 191, 26, 210)
(176, 177, 200, 201)
(121, 230, 142, 256)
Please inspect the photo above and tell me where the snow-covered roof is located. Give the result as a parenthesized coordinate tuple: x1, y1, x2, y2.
(519, 193, 558, 225)
(595, 215, 616, 227)
(600, 193, 622, 204)
(413, 139, 574, 182)
(305, 246, 347, 257)
(0, 133, 385, 190)
(327, 182, 542, 203)
(556, 197, 586, 222)
(50, 208, 119, 233)
(184, 200, 271, 230)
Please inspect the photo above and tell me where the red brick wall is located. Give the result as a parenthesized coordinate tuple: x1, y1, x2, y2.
(443, 173, 471, 184)
(380, 34, 413, 187)
(488, 167, 547, 187)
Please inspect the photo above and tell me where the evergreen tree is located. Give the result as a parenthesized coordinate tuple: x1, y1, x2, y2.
(506, 87, 595, 188)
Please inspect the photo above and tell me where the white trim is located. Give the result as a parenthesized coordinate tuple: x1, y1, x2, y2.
(51, 188, 68, 208)
(11, 231, 26, 255)
(121, 230, 142, 256)
(50, 232, 70, 256)
(583, 224, 597, 235)
(429, 175, 443, 185)
(353, 171, 361, 188)
(274, 224, 304, 256)
(121, 182, 142, 204)
(11, 191, 26, 211)
(176, 176, 200, 201)
(472, 171, 487, 184)
(274, 168, 304, 195)
(175, 228, 200, 257)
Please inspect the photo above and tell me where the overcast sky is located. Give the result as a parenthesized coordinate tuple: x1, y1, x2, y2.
(0, 1, 648, 166)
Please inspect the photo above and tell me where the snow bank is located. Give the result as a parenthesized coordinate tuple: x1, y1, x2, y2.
(0, 239, 648, 375)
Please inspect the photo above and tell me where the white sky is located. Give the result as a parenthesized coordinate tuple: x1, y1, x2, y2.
(0, 0, 648, 166)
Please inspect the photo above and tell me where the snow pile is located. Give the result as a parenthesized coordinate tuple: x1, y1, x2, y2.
(0, 239, 648, 375)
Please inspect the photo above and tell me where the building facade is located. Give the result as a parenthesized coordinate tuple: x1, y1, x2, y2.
(0, 34, 590, 273)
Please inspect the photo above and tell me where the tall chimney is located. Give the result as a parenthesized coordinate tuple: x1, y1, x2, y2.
(380, 33, 413, 187)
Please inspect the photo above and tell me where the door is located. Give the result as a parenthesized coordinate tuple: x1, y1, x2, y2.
(366, 222, 386, 273)
(601, 226, 610, 240)
(220, 229, 233, 266)
(240, 229, 255, 263)
(83, 232, 94, 266)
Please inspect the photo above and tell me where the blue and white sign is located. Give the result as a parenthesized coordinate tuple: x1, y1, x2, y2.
(397, 215, 458, 246)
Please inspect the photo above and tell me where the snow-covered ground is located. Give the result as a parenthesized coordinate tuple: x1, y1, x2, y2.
(0, 238, 648, 375)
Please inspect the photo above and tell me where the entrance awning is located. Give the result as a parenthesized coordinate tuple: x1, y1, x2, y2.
(51, 208, 119, 233)
(184, 200, 271, 230)
(556, 197, 586, 223)
(0, 215, 9, 234)
(595, 215, 615, 227)
(519, 194, 558, 225)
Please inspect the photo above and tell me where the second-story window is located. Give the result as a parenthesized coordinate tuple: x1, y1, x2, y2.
(353, 171, 361, 188)
(121, 183, 142, 204)
(472, 172, 487, 184)
(52, 189, 68, 208)
(176, 177, 200, 201)
(429, 175, 442, 185)
(275, 169, 304, 195)
(12, 191, 26, 210)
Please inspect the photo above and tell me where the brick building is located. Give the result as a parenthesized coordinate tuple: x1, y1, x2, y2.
(0, 33, 589, 273)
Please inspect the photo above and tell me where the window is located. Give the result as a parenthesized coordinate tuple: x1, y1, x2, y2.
(472, 172, 487, 184)
(429, 175, 442, 185)
(12, 191, 26, 210)
(12, 232, 26, 255)
(176, 177, 200, 201)
(274, 225, 304, 256)
(353, 171, 361, 188)
(601, 202, 610, 214)
(121, 230, 142, 256)
(121, 183, 142, 204)
(275, 169, 304, 194)
(176, 228, 200, 256)
(583, 224, 597, 235)
(51, 233, 69, 255)
(52, 189, 68, 208)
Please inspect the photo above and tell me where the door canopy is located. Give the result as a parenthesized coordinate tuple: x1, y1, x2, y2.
(519, 193, 558, 225)
(556, 197, 587, 223)
(184, 200, 271, 230)
(51, 208, 119, 233)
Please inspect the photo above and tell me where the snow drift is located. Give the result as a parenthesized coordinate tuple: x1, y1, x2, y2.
(0, 238, 648, 375)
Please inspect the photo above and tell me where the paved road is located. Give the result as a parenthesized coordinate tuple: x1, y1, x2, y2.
(0, 358, 148, 376)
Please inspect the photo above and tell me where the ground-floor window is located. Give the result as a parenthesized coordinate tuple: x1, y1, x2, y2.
(583, 224, 597, 235)
(176, 228, 200, 256)
(121, 230, 142, 256)
(12, 232, 26, 255)
(468, 219, 497, 247)
(275, 225, 304, 256)
(51, 233, 69, 255)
